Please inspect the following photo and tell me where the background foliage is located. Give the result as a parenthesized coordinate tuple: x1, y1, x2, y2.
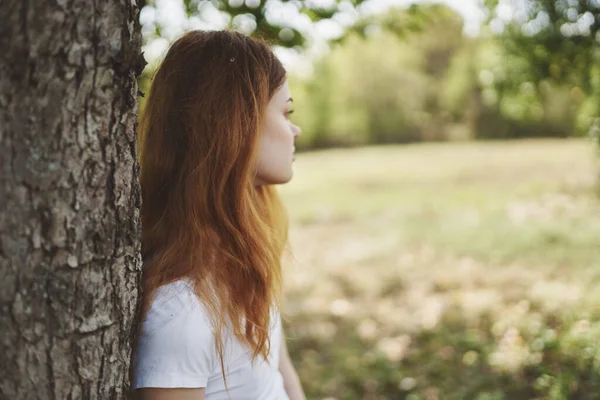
(140, 0, 600, 149)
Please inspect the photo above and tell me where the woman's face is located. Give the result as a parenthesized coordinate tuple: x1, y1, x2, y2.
(254, 81, 302, 186)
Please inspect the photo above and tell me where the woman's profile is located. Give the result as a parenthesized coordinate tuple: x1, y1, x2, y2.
(130, 30, 304, 400)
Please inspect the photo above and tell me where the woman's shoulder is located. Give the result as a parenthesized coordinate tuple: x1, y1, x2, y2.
(133, 279, 218, 389)
(143, 279, 212, 333)
(152, 278, 196, 307)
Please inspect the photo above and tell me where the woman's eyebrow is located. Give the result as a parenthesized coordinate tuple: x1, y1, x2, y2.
(287, 97, 293, 103)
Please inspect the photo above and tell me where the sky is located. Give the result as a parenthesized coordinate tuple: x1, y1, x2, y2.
(141, 0, 488, 69)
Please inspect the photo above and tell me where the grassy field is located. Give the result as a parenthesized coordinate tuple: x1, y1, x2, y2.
(278, 139, 600, 400)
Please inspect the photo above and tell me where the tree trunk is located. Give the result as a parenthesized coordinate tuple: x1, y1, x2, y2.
(0, 0, 144, 398)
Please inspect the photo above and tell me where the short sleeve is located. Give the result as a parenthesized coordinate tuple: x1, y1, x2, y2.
(132, 280, 217, 389)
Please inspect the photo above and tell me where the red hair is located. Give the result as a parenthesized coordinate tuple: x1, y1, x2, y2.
(135, 30, 288, 383)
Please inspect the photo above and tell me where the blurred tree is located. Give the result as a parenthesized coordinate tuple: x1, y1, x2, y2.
(485, 0, 599, 92)
(0, 0, 143, 398)
(483, 0, 600, 136)
(291, 4, 466, 148)
(139, 0, 433, 48)
(140, 0, 366, 48)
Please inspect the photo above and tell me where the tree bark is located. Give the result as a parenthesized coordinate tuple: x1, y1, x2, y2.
(0, 0, 143, 398)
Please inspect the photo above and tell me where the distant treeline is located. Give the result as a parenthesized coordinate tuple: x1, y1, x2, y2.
(288, 4, 599, 150)
(137, 2, 599, 151)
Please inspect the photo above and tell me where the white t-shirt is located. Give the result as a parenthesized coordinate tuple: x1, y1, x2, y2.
(132, 279, 289, 400)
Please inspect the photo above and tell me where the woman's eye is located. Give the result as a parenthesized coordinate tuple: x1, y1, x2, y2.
(285, 110, 294, 118)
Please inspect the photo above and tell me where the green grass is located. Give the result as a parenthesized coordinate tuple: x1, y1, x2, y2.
(279, 139, 600, 400)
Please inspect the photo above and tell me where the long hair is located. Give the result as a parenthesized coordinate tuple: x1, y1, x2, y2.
(135, 30, 288, 383)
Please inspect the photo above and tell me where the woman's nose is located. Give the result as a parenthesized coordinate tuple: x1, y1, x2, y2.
(293, 123, 302, 138)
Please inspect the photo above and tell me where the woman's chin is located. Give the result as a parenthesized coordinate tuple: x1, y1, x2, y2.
(254, 171, 293, 186)
(273, 172, 293, 185)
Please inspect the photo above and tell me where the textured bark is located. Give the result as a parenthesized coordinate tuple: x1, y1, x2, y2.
(0, 0, 144, 398)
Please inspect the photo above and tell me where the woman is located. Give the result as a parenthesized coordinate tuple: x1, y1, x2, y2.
(131, 30, 305, 400)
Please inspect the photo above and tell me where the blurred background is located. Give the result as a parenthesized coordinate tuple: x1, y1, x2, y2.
(139, 1, 600, 399)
